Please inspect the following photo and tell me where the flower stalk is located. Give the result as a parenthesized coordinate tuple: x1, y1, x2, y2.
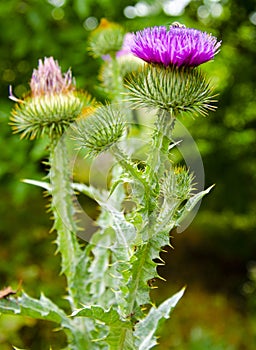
(146, 109, 176, 181)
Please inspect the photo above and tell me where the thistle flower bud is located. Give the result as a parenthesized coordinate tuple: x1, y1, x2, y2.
(88, 18, 124, 58)
(9, 57, 92, 140)
(125, 64, 216, 117)
(161, 166, 195, 201)
(73, 105, 126, 157)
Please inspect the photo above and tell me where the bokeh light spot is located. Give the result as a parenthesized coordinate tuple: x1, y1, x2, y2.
(83, 17, 98, 31)
(124, 6, 137, 19)
(197, 5, 210, 19)
(135, 2, 150, 17)
(48, 0, 65, 7)
(51, 7, 65, 20)
(3, 69, 16, 82)
(249, 12, 256, 25)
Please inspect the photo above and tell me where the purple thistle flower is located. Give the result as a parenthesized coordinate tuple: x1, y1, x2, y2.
(30, 57, 74, 96)
(130, 26, 221, 67)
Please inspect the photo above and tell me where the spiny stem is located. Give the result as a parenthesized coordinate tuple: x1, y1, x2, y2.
(49, 136, 81, 307)
(111, 145, 145, 184)
(146, 109, 176, 182)
(49, 136, 92, 347)
(118, 110, 178, 347)
(111, 144, 153, 213)
(118, 244, 151, 349)
(128, 244, 150, 315)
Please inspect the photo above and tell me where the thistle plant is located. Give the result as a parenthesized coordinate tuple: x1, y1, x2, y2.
(0, 23, 221, 349)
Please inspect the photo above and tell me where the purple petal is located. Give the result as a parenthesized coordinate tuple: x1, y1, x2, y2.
(30, 57, 74, 96)
(129, 26, 221, 67)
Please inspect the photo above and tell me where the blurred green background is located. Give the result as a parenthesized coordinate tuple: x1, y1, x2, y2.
(0, 0, 256, 349)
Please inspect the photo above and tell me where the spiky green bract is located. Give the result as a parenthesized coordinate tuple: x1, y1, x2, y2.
(10, 92, 92, 140)
(88, 20, 124, 58)
(125, 64, 216, 116)
(73, 105, 127, 157)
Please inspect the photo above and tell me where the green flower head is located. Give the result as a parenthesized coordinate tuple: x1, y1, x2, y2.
(73, 104, 126, 157)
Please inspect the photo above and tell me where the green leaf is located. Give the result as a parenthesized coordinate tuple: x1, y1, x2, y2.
(134, 287, 186, 350)
(126, 241, 164, 308)
(72, 182, 109, 202)
(74, 180, 136, 248)
(71, 305, 133, 350)
(176, 185, 215, 225)
(0, 291, 94, 348)
(87, 242, 113, 305)
(0, 292, 69, 325)
(71, 305, 126, 325)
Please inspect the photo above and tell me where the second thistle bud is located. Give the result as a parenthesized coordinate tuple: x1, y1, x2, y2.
(73, 105, 126, 157)
(88, 19, 124, 58)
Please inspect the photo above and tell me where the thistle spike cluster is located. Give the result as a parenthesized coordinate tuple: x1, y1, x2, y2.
(125, 64, 217, 116)
(130, 25, 221, 67)
(161, 166, 195, 200)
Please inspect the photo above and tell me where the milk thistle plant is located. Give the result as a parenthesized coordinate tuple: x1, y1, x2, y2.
(0, 22, 221, 349)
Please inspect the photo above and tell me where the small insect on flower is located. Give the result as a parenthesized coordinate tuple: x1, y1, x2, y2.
(169, 21, 186, 29)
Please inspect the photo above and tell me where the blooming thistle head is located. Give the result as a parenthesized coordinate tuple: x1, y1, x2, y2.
(130, 25, 221, 67)
(125, 24, 221, 116)
(10, 57, 92, 140)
